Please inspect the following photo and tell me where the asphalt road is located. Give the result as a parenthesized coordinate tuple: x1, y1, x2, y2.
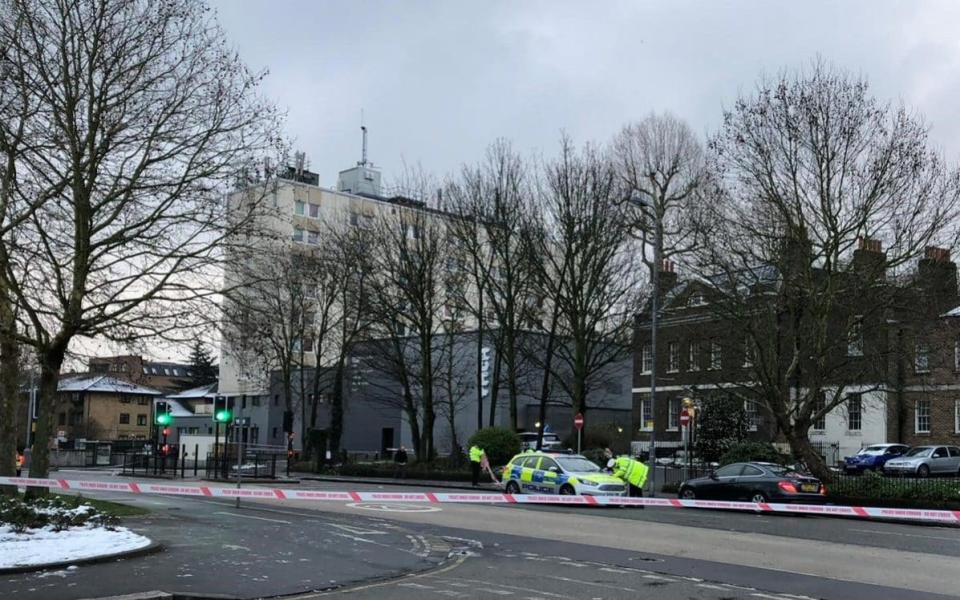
(5, 470, 958, 599)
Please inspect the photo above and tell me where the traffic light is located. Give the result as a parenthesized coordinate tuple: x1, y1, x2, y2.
(213, 395, 232, 423)
(162, 427, 170, 437)
(155, 401, 172, 425)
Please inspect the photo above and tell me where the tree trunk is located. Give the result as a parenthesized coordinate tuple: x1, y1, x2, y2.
(783, 424, 831, 482)
(490, 346, 504, 428)
(0, 325, 19, 496)
(420, 330, 435, 461)
(329, 359, 346, 455)
(28, 344, 67, 496)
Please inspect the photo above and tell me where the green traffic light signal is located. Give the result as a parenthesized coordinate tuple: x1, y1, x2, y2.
(215, 409, 232, 423)
(156, 412, 172, 426)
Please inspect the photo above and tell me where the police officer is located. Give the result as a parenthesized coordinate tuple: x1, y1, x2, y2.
(469, 444, 485, 486)
(612, 454, 649, 499)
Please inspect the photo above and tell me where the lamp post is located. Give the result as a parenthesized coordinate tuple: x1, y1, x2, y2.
(628, 190, 659, 497)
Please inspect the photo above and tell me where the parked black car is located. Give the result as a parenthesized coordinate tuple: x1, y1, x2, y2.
(678, 462, 825, 503)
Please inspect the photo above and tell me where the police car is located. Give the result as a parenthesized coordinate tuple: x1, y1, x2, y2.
(502, 451, 627, 496)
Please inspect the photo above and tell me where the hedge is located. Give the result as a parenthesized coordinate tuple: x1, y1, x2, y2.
(468, 427, 521, 467)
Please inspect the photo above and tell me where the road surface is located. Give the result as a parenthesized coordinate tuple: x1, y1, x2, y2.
(2, 469, 956, 599)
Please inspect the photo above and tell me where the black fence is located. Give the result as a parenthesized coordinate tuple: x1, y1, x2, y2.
(204, 451, 278, 480)
(120, 451, 185, 478)
(830, 471, 960, 496)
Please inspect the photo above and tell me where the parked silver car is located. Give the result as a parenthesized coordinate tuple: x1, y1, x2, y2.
(883, 445, 960, 477)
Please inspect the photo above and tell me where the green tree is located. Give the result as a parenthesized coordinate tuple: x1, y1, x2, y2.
(188, 341, 218, 386)
(468, 427, 521, 468)
(695, 395, 749, 463)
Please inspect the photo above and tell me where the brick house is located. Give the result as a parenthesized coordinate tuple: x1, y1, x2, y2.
(52, 375, 163, 444)
(633, 243, 960, 464)
(86, 355, 197, 393)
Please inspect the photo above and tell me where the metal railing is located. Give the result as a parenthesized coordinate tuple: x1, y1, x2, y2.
(204, 451, 278, 480)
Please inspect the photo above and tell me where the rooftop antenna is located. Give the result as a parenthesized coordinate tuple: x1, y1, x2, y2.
(359, 109, 369, 167)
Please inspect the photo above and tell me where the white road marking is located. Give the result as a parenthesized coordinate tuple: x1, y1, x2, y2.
(428, 577, 571, 599)
(327, 523, 386, 535)
(599, 567, 631, 574)
(213, 511, 290, 524)
(697, 584, 728, 591)
(642, 574, 677, 582)
(475, 589, 513, 596)
(540, 575, 636, 592)
(849, 528, 960, 542)
(397, 582, 434, 589)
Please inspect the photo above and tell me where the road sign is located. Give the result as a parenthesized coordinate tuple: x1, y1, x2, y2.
(680, 408, 690, 427)
(573, 413, 584, 431)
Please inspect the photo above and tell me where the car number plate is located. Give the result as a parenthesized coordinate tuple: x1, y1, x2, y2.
(800, 483, 818, 493)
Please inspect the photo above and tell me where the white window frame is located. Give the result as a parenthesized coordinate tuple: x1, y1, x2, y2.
(744, 400, 759, 431)
(955, 399, 960, 434)
(668, 398, 679, 430)
(308, 203, 320, 219)
(294, 200, 305, 216)
(639, 396, 653, 431)
(667, 342, 679, 373)
(688, 341, 699, 371)
(848, 316, 864, 356)
(688, 293, 705, 307)
(955, 339, 960, 372)
(916, 399, 931, 434)
(915, 343, 930, 374)
(811, 395, 826, 431)
(641, 343, 652, 374)
(847, 394, 862, 432)
(710, 341, 721, 370)
(292, 227, 304, 242)
(743, 339, 754, 368)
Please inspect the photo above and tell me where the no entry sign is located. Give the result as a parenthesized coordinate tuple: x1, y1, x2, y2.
(680, 409, 690, 427)
(573, 413, 584, 430)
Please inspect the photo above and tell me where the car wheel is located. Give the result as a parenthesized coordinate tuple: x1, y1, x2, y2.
(505, 481, 521, 495)
(680, 488, 696, 500)
(559, 484, 576, 496)
(750, 492, 768, 504)
(917, 465, 930, 478)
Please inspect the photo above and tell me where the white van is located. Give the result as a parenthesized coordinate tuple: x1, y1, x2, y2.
(518, 432, 564, 451)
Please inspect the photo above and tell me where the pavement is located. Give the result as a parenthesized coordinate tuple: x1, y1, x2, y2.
(3, 469, 959, 599)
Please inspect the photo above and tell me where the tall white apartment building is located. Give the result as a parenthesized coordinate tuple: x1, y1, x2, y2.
(217, 154, 473, 400)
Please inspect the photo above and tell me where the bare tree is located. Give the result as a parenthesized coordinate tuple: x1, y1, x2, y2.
(612, 113, 707, 277)
(446, 140, 538, 429)
(698, 62, 960, 480)
(0, 0, 282, 484)
(527, 138, 640, 443)
(318, 222, 374, 457)
(363, 179, 451, 460)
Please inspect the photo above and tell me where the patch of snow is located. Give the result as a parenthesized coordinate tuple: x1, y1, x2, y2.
(0, 524, 151, 568)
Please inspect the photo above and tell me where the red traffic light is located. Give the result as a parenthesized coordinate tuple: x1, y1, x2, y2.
(162, 427, 170, 437)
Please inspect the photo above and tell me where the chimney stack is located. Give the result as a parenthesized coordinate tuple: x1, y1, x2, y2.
(852, 236, 886, 281)
(918, 246, 958, 308)
(659, 259, 678, 293)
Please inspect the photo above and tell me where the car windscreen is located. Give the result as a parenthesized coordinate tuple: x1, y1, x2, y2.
(905, 447, 932, 457)
(858, 446, 887, 455)
(764, 465, 804, 478)
(556, 457, 600, 473)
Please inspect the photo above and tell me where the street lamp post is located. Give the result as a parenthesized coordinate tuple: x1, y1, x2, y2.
(629, 190, 659, 498)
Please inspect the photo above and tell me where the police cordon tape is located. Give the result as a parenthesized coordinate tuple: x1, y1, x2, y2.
(2, 476, 959, 524)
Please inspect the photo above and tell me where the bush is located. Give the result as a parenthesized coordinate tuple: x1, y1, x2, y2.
(0, 495, 118, 533)
(827, 471, 960, 509)
(719, 441, 786, 466)
(468, 427, 521, 467)
(563, 423, 631, 456)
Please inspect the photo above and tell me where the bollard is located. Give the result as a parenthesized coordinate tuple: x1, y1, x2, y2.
(193, 444, 199, 477)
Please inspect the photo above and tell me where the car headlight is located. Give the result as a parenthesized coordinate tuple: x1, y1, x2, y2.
(579, 479, 599, 487)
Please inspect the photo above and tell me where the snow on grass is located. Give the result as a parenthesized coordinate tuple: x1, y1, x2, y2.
(0, 524, 151, 568)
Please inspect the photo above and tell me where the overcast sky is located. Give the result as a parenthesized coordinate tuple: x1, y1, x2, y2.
(209, 0, 960, 187)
